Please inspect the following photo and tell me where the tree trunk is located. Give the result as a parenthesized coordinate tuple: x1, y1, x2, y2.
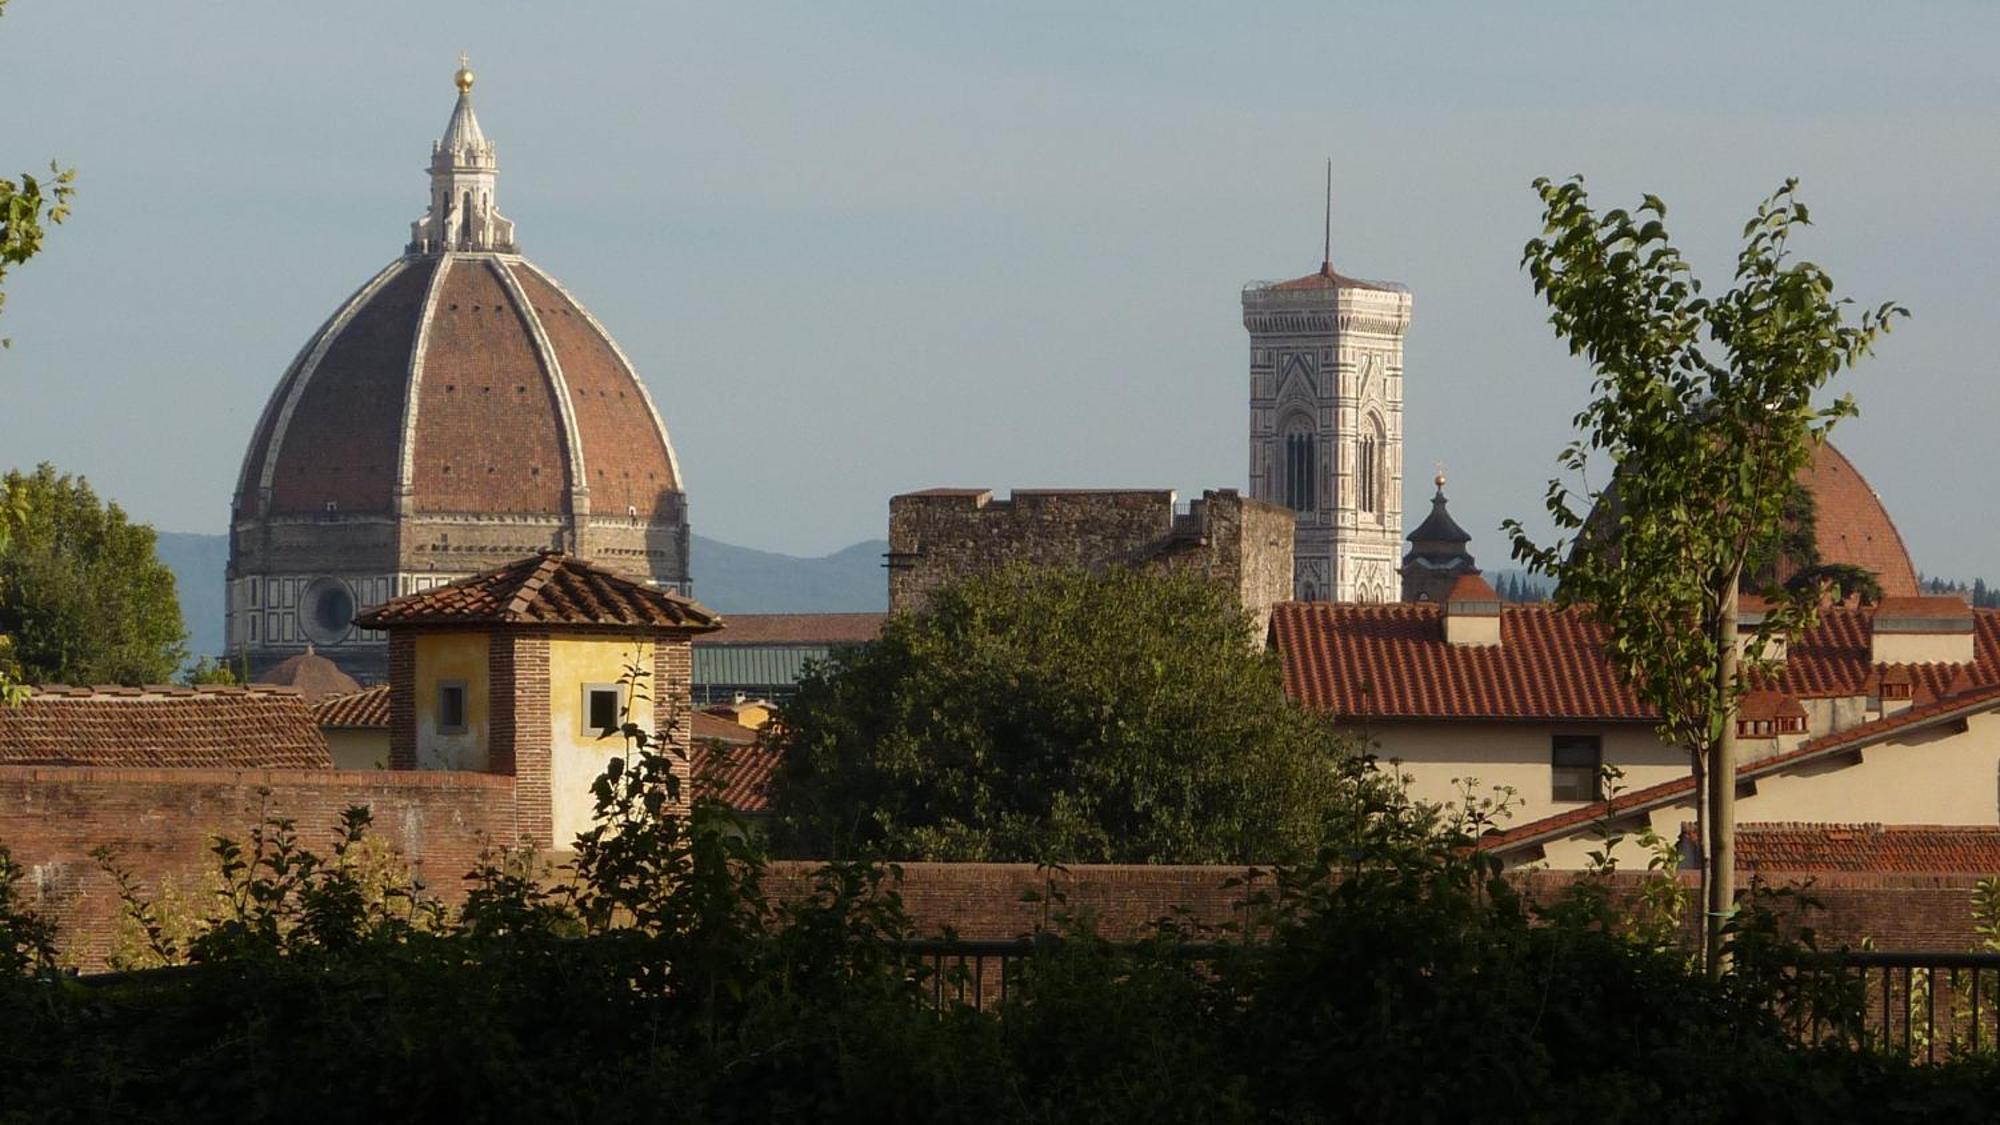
(1707, 574, 1741, 976)
(1690, 745, 1708, 968)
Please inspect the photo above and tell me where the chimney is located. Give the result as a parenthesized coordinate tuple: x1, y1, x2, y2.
(1871, 596, 1974, 666)
(1736, 595, 1787, 663)
(1443, 573, 1502, 647)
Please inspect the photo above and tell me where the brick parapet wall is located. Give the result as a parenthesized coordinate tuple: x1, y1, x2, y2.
(764, 863, 1994, 951)
(0, 766, 518, 968)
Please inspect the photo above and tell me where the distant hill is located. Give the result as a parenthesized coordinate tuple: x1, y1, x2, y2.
(689, 536, 888, 615)
(155, 532, 230, 664)
(155, 532, 888, 661)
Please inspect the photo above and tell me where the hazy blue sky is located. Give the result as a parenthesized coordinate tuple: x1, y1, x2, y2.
(0, 3, 1993, 571)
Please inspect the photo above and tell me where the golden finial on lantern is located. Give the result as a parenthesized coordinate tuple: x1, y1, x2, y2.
(455, 53, 475, 92)
(1434, 461, 1447, 491)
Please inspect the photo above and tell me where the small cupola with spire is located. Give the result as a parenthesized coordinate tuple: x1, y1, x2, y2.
(408, 56, 517, 255)
(1401, 470, 1479, 604)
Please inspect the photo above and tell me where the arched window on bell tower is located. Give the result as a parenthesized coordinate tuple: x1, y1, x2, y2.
(1281, 416, 1317, 512)
(1358, 415, 1385, 517)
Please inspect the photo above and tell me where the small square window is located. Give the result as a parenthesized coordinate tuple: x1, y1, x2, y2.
(584, 684, 622, 736)
(437, 681, 468, 734)
(1551, 735, 1602, 802)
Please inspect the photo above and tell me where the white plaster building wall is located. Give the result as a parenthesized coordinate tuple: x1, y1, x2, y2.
(1371, 720, 1685, 827)
(1530, 711, 2000, 869)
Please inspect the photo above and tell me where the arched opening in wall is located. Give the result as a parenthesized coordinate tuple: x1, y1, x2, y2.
(460, 190, 474, 245)
(1358, 415, 1386, 518)
(1281, 414, 1317, 513)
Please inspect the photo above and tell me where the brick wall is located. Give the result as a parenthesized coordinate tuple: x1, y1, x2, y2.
(1, 766, 518, 969)
(765, 863, 1995, 950)
(765, 861, 1262, 939)
(655, 639, 694, 802)
(506, 633, 553, 847)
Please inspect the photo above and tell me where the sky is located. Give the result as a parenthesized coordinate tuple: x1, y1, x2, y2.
(0, 2, 1994, 570)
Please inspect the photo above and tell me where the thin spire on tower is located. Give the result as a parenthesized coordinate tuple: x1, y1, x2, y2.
(1321, 157, 1333, 276)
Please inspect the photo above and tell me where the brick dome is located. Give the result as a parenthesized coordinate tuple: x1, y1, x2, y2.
(1571, 442, 1917, 599)
(234, 252, 683, 523)
(227, 66, 691, 682)
(1793, 443, 1918, 598)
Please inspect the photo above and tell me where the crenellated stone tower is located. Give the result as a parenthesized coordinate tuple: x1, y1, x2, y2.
(1241, 182, 1411, 602)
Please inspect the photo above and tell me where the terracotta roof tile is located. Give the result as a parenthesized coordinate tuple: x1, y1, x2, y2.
(696, 613, 885, 647)
(1730, 823, 2000, 875)
(1445, 574, 1500, 606)
(692, 742, 777, 813)
(690, 710, 757, 746)
(355, 552, 720, 632)
(1, 685, 332, 769)
(1258, 263, 1398, 293)
(313, 684, 390, 730)
(1274, 603, 2000, 722)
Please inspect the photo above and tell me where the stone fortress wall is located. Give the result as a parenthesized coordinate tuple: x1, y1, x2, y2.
(886, 488, 1296, 637)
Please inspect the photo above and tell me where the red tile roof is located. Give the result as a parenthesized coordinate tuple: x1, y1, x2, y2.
(313, 684, 390, 730)
(254, 646, 362, 702)
(1446, 573, 1499, 602)
(1273, 603, 2000, 722)
(697, 612, 885, 647)
(1739, 690, 1808, 723)
(355, 552, 720, 632)
(1479, 679, 2000, 855)
(692, 742, 777, 813)
(690, 710, 757, 746)
(1, 685, 332, 769)
(1259, 262, 1397, 293)
(1874, 596, 1974, 625)
(1730, 823, 2000, 875)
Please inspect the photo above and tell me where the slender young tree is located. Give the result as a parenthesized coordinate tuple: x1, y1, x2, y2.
(1504, 177, 1902, 972)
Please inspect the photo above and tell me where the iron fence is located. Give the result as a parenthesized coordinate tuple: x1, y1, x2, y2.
(1783, 950, 2000, 1064)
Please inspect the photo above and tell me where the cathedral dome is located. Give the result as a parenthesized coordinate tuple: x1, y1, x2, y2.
(1572, 442, 1917, 599)
(1789, 443, 1918, 598)
(228, 64, 690, 681)
(234, 250, 682, 523)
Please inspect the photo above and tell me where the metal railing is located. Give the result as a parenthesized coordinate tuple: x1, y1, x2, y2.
(1783, 950, 2000, 1064)
(890, 936, 1226, 1012)
(894, 938, 2000, 1064)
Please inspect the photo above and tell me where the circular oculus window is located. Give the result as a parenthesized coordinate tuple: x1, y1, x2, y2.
(299, 576, 357, 646)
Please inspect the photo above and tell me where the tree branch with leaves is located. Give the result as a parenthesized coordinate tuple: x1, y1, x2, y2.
(1504, 176, 1903, 972)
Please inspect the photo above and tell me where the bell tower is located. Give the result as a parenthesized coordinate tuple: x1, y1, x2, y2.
(1241, 166, 1411, 602)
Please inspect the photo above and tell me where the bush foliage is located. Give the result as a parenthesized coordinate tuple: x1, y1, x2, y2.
(3, 692, 1997, 1122)
(767, 565, 1383, 864)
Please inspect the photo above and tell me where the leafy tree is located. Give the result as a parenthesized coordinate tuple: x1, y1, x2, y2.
(0, 463, 187, 684)
(179, 655, 243, 686)
(767, 565, 1381, 864)
(1505, 177, 1902, 971)
(0, 2, 74, 700)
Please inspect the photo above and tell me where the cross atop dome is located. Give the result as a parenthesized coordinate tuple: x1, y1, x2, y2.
(409, 57, 516, 255)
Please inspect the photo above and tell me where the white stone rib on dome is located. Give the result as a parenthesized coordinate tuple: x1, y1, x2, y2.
(515, 258, 686, 494)
(243, 258, 411, 505)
